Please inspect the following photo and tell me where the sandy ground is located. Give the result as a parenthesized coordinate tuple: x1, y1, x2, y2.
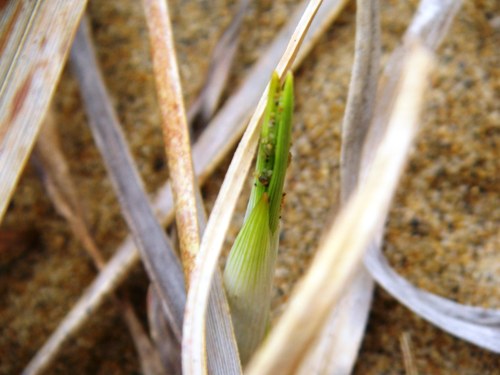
(0, 0, 499, 374)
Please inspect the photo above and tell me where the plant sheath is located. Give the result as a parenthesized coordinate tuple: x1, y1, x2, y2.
(224, 72, 294, 364)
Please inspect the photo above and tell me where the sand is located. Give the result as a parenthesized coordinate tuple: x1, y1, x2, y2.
(0, 0, 498, 373)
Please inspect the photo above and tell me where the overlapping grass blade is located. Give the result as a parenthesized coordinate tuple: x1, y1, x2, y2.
(298, 1, 380, 372)
(0, 1, 87, 222)
(246, 42, 433, 375)
(188, 0, 251, 131)
(23, 2, 349, 371)
(357, 0, 500, 354)
(223, 73, 293, 364)
(142, 0, 241, 372)
(182, 1, 325, 373)
(31, 110, 167, 375)
(70, 16, 186, 343)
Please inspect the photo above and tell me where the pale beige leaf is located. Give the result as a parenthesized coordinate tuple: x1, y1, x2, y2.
(0, 0, 87, 222)
(298, 0, 381, 373)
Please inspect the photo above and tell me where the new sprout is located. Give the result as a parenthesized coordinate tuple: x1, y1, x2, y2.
(223, 72, 294, 364)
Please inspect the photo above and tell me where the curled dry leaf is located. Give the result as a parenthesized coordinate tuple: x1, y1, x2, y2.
(300, 0, 468, 372)
(305, 0, 500, 368)
(365, 244, 500, 352)
(358, 0, 500, 354)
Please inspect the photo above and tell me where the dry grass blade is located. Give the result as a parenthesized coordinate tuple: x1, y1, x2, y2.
(23, 238, 140, 375)
(187, 0, 250, 131)
(121, 303, 168, 375)
(0, 0, 87, 222)
(298, 1, 380, 372)
(0, 2, 37, 85)
(245, 43, 433, 375)
(400, 332, 418, 375)
(340, 0, 380, 202)
(296, 271, 374, 375)
(24, 3, 347, 370)
(31, 111, 166, 375)
(31, 110, 103, 266)
(362, 0, 463, 161)
(406, 0, 463, 50)
(70, 18, 186, 338)
(357, 0, 500, 353)
(365, 246, 500, 352)
(143, 0, 241, 373)
(182, 1, 324, 373)
(148, 288, 183, 374)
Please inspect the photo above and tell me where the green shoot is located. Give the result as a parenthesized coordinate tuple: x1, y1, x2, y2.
(223, 72, 294, 365)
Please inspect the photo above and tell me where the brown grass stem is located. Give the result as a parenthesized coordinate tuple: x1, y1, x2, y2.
(142, 0, 242, 372)
(143, 0, 200, 280)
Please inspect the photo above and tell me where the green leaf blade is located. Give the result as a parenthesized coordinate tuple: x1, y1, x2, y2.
(268, 72, 294, 234)
(223, 194, 274, 364)
(223, 71, 294, 365)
